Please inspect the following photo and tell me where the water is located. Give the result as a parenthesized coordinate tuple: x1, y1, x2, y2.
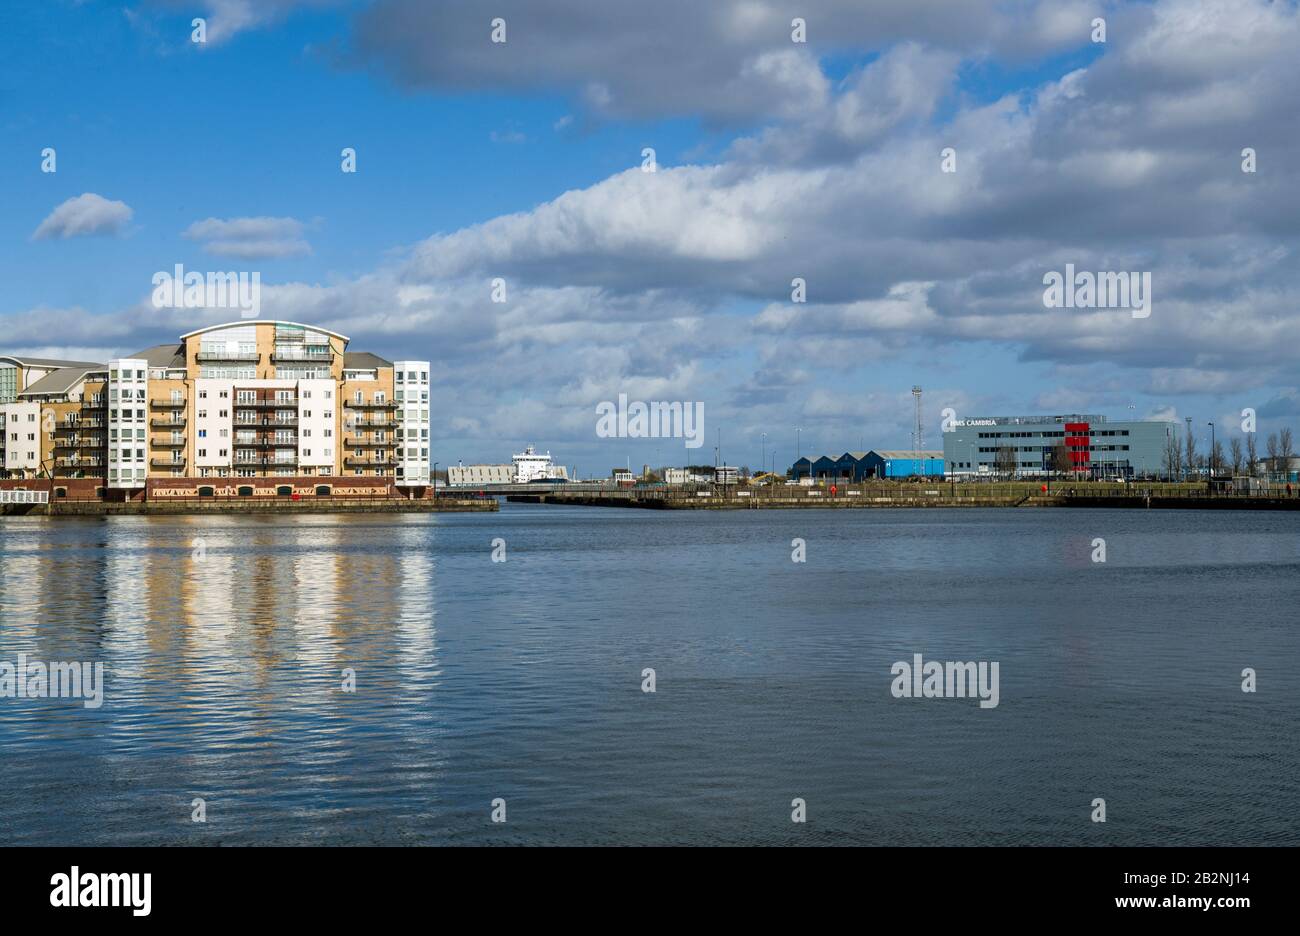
(1, 505, 1297, 845)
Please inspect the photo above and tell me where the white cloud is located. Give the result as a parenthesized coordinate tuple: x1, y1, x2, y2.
(182, 216, 312, 259)
(32, 194, 133, 240)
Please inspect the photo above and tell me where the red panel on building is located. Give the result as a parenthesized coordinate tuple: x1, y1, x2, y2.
(1064, 421, 1090, 471)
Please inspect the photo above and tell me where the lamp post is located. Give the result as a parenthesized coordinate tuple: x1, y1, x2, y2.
(432, 461, 438, 499)
(1207, 422, 1215, 483)
(761, 433, 766, 478)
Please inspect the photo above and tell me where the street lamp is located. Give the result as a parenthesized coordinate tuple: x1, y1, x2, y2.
(432, 461, 438, 498)
(761, 433, 766, 477)
(1201, 423, 1211, 483)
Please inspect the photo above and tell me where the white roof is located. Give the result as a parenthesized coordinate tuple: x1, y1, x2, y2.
(178, 320, 350, 343)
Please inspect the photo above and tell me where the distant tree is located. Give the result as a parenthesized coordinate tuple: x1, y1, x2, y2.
(994, 445, 1017, 478)
(1051, 442, 1072, 477)
(1164, 430, 1183, 480)
(1211, 439, 1226, 478)
(1184, 430, 1199, 479)
(1281, 427, 1294, 460)
(1266, 433, 1280, 477)
(1229, 437, 1244, 476)
(1246, 432, 1259, 476)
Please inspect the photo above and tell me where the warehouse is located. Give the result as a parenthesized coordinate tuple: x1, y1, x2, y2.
(789, 450, 944, 480)
(942, 414, 1175, 478)
(863, 450, 945, 478)
(790, 455, 841, 480)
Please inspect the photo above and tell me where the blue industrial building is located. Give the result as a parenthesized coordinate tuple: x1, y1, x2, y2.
(789, 450, 946, 480)
(862, 450, 945, 478)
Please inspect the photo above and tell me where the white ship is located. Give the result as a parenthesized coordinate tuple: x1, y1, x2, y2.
(512, 445, 569, 483)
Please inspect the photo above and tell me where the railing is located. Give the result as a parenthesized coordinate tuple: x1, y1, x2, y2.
(235, 399, 298, 408)
(153, 438, 186, 448)
(235, 438, 298, 447)
(151, 457, 187, 468)
(236, 421, 299, 431)
(150, 398, 186, 408)
(234, 457, 299, 467)
(271, 348, 333, 362)
(343, 399, 397, 409)
(195, 351, 259, 362)
(57, 457, 104, 468)
(344, 436, 391, 447)
(348, 417, 395, 428)
(151, 416, 186, 428)
(345, 456, 398, 467)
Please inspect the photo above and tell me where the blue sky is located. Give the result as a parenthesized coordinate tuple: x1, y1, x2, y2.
(3, 0, 1298, 471)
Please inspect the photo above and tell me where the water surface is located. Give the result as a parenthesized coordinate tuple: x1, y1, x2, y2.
(1, 505, 1296, 845)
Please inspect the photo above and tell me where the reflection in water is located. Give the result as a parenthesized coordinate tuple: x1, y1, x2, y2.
(2, 507, 1299, 845)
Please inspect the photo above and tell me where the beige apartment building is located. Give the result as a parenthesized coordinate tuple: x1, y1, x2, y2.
(0, 321, 430, 489)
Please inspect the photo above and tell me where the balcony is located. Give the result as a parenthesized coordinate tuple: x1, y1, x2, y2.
(235, 417, 297, 427)
(151, 398, 186, 409)
(343, 399, 398, 409)
(271, 348, 334, 363)
(235, 453, 298, 463)
(83, 400, 106, 410)
(57, 457, 104, 468)
(54, 438, 82, 449)
(151, 456, 187, 468)
(151, 416, 187, 428)
(345, 456, 398, 468)
(235, 398, 297, 408)
(153, 438, 187, 448)
(78, 435, 105, 448)
(344, 436, 392, 447)
(349, 417, 394, 429)
(235, 437, 298, 448)
(195, 351, 259, 363)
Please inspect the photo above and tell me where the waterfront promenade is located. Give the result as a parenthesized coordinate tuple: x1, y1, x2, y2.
(507, 480, 1300, 510)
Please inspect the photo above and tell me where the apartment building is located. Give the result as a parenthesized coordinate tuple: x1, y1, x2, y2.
(0, 322, 431, 490)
